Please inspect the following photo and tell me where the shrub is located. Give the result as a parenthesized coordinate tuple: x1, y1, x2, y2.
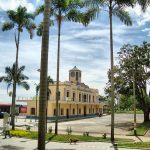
(83, 132, 89, 136)
(48, 126, 52, 133)
(66, 127, 72, 135)
(26, 125, 31, 131)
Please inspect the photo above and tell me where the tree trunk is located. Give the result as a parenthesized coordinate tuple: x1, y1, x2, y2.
(38, 0, 50, 149)
(35, 90, 38, 121)
(55, 12, 61, 135)
(11, 29, 20, 130)
(109, 1, 115, 141)
(143, 105, 149, 122)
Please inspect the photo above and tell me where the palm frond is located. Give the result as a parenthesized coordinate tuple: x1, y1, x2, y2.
(36, 20, 54, 36)
(25, 21, 36, 39)
(136, 0, 150, 12)
(47, 76, 54, 84)
(18, 81, 30, 90)
(2, 22, 14, 31)
(84, 0, 105, 8)
(35, 5, 44, 16)
(81, 8, 99, 26)
(7, 83, 12, 93)
(66, 9, 82, 23)
(7, 10, 17, 21)
(113, 8, 132, 26)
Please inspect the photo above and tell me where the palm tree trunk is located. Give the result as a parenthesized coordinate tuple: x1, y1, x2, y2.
(109, 0, 115, 141)
(38, 0, 51, 149)
(11, 29, 20, 130)
(35, 90, 38, 121)
(55, 13, 61, 135)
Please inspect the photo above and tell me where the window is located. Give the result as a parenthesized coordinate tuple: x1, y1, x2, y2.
(79, 93, 81, 102)
(61, 109, 64, 115)
(84, 94, 86, 102)
(31, 108, 35, 115)
(76, 72, 78, 81)
(53, 109, 56, 116)
(73, 92, 75, 101)
(79, 108, 81, 114)
(93, 96, 94, 102)
(89, 95, 91, 102)
(67, 91, 69, 97)
(72, 109, 75, 115)
(93, 108, 94, 113)
(89, 108, 91, 113)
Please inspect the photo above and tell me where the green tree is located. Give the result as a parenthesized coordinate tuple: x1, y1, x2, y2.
(106, 42, 150, 121)
(36, 0, 97, 135)
(0, 63, 30, 101)
(86, 0, 133, 141)
(2, 6, 36, 130)
(37, 0, 51, 149)
(118, 42, 150, 121)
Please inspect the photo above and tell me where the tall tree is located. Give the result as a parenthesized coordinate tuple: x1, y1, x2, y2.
(0, 63, 30, 99)
(105, 42, 150, 121)
(2, 6, 36, 130)
(37, 0, 51, 149)
(35, 0, 97, 135)
(85, 0, 133, 141)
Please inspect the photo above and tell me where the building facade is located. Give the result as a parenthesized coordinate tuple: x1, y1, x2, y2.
(25, 66, 104, 119)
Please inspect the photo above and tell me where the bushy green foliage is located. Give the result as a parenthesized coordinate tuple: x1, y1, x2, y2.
(10, 129, 134, 143)
(118, 142, 150, 149)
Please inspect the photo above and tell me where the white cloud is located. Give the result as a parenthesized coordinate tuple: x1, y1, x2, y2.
(127, 4, 150, 26)
(0, 0, 35, 12)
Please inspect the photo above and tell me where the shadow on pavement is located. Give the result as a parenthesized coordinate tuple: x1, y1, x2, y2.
(0, 145, 24, 150)
(111, 141, 118, 150)
(136, 135, 143, 142)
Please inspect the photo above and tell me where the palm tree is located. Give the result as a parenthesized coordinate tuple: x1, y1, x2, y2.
(46, 76, 54, 132)
(36, 76, 54, 132)
(37, 0, 51, 149)
(36, 0, 97, 135)
(85, 0, 132, 141)
(0, 63, 30, 100)
(2, 6, 36, 130)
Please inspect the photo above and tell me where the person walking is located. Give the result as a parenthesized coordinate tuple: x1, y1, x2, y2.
(4, 122, 11, 138)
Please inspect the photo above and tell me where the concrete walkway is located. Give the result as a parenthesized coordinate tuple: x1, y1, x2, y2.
(0, 136, 138, 150)
(0, 136, 141, 150)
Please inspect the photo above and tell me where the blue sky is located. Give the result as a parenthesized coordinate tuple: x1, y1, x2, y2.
(0, 0, 150, 103)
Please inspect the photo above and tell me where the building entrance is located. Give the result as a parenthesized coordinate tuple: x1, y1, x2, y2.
(84, 106, 86, 116)
(66, 109, 69, 118)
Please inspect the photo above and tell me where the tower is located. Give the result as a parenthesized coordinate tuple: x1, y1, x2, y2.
(69, 66, 81, 84)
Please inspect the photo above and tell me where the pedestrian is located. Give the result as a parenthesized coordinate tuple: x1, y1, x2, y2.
(4, 122, 11, 138)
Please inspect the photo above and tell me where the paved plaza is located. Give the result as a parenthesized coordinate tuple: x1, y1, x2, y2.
(0, 114, 144, 136)
(0, 114, 149, 149)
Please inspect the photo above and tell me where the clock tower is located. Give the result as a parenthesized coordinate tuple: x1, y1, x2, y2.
(69, 66, 81, 84)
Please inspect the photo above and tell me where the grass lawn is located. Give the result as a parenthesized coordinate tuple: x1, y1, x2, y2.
(129, 121, 150, 136)
(9, 129, 134, 143)
(117, 142, 150, 149)
(116, 110, 143, 114)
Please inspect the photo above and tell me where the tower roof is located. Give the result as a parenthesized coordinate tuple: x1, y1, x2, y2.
(69, 66, 81, 72)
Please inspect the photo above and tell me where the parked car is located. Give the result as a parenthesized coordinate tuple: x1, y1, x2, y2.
(0, 112, 4, 118)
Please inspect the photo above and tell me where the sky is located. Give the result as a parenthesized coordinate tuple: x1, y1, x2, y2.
(0, 0, 150, 103)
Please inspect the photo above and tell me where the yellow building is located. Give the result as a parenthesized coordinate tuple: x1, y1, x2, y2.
(24, 66, 104, 119)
